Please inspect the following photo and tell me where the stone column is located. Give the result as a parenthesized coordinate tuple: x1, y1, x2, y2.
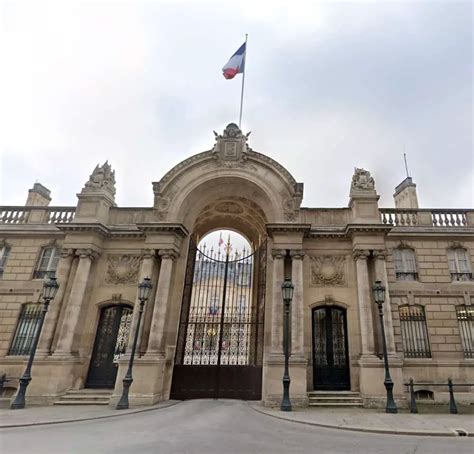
(37, 248, 75, 356)
(373, 250, 396, 355)
(353, 249, 375, 356)
(270, 249, 285, 355)
(126, 250, 157, 354)
(146, 249, 178, 356)
(53, 249, 99, 356)
(290, 250, 304, 357)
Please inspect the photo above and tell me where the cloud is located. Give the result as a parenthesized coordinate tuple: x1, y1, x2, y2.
(0, 0, 472, 210)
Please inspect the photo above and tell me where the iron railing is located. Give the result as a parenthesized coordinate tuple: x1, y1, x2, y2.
(399, 305, 431, 358)
(8, 304, 43, 356)
(406, 378, 474, 414)
(456, 305, 474, 358)
(451, 272, 473, 282)
(395, 271, 419, 281)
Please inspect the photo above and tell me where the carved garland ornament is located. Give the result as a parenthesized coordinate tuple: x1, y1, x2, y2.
(310, 255, 346, 286)
(105, 255, 142, 284)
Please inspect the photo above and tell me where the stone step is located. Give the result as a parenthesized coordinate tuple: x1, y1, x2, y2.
(65, 389, 113, 395)
(308, 397, 363, 404)
(59, 395, 110, 402)
(308, 402, 364, 407)
(308, 391, 360, 396)
(54, 400, 110, 406)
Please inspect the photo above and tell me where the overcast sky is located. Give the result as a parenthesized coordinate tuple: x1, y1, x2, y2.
(0, 0, 472, 210)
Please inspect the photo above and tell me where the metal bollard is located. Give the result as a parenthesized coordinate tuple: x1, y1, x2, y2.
(448, 378, 458, 414)
(409, 378, 418, 413)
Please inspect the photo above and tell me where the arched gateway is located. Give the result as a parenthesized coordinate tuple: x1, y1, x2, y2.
(153, 123, 303, 400)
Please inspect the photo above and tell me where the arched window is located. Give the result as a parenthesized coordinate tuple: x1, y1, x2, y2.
(455, 305, 473, 358)
(393, 247, 418, 281)
(447, 247, 472, 281)
(34, 246, 60, 279)
(399, 305, 431, 358)
(8, 303, 42, 355)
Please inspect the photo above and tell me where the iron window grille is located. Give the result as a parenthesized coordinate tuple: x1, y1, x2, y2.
(455, 305, 473, 358)
(393, 248, 418, 281)
(0, 246, 11, 279)
(8, 303, 43, 355)
(448, 248, 473, 281)
(34, 247, 60, 279)
(399, 305, 431, 358)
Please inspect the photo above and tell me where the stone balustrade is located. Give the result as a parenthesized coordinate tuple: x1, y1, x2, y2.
(0, 206, 75, 224)
(380, 208, 471, 228)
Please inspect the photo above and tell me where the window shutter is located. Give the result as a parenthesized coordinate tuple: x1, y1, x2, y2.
(393, 249, 404, 272)
(447, 250, 458, 273)
(457, 249, 470, 273)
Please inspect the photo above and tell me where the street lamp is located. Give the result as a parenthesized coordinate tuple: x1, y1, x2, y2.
(117, 277, 153, 410)
(281, 278, 294, 412)
(372, 280, 398, 414)
(11, 277, 59, 410)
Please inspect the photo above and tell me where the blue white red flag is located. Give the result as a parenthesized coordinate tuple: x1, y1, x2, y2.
(222, 42, 246, 80)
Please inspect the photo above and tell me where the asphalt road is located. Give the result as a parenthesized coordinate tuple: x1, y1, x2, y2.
(1, 400, 473, 454)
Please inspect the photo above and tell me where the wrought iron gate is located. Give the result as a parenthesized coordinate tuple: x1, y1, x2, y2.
(171, 239, 267, 400)
(312, 306, 350, 390)
(86, 305, 133, 389)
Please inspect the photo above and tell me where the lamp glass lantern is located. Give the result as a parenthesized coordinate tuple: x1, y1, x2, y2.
(138, 277, 152, 301)
(42, 277, 60, 301)
(281, 279, 294, 301)
(372, 280, 386, 305)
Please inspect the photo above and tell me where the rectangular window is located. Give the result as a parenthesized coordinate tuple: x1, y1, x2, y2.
(456, 305, 474, 358)
(448, 249, 473, 281)
(8, 304, 43, 355)
(394, 248, 418, 281)
(34, 247, 60, 279)
(0, 246, 11, 278)
(399, 305, 431, 358)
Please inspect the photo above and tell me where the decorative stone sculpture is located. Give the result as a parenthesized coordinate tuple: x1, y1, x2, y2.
(105, 255, 142, 285)
(83, 161, 116, 197)
(310, 255, 346, 286)
(213, 123, 251, 168)
(351, 168, 375, 191)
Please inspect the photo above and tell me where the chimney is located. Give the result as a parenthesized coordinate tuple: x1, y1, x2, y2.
(26, 183, 51, 206)
(393, 177, 419, 209)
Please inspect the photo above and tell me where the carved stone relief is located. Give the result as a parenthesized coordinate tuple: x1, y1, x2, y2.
(351, 168, 375, 191)
(105, 255, 142, 285)
(82, 161, 116, 197)
(310, 255, 346, 286)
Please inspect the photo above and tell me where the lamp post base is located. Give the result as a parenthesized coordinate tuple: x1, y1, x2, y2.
(384, 379, 398, 414)
(116, 376, 133, 410)
(10, 376, 31, 410)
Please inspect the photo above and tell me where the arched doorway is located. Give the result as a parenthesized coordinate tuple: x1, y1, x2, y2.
(312, 306, 350, 390)
(171, 231, 267, 400)
(86, 304, 133, 389)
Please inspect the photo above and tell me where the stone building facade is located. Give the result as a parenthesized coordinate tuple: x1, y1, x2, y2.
(0, 123, 473, 408)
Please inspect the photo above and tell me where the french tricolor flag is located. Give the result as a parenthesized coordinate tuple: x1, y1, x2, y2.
(222, 42, 246, 80)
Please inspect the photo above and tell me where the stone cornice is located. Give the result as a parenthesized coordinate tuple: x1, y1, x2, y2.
(57, 223, 110, 236)
(386, 227, 474, 238)
(345, 224, 393, 236)
(266, 223, 311, 235)
(136, 223, 189, 238)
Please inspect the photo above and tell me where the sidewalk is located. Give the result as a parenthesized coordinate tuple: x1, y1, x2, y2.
(0, 400, 179, 428)
(250, 403, 474, 437)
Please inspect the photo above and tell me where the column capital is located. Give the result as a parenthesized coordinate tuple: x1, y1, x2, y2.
(373, 249, 387, 260)
(76, 248, 100, 261)
(158, 249, 179, 260)
(271, 249, 286, 259)
(352, 249, 370, 261)
(60, 248, 75, 259)
(289, 249, 305, 260)
(141, 249, 157, 260)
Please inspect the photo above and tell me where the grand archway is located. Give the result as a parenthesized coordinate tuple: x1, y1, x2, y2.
(153, 123, 304, 401)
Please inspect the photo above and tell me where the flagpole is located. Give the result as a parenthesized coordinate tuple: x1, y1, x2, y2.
(238, 33, 248, 129)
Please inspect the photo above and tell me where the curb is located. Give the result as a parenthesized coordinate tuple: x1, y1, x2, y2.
(249, 404, 472, 438)
(0, 400, 181, 429)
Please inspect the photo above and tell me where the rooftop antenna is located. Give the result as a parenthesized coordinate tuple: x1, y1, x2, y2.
(403, 151, 410, 179)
